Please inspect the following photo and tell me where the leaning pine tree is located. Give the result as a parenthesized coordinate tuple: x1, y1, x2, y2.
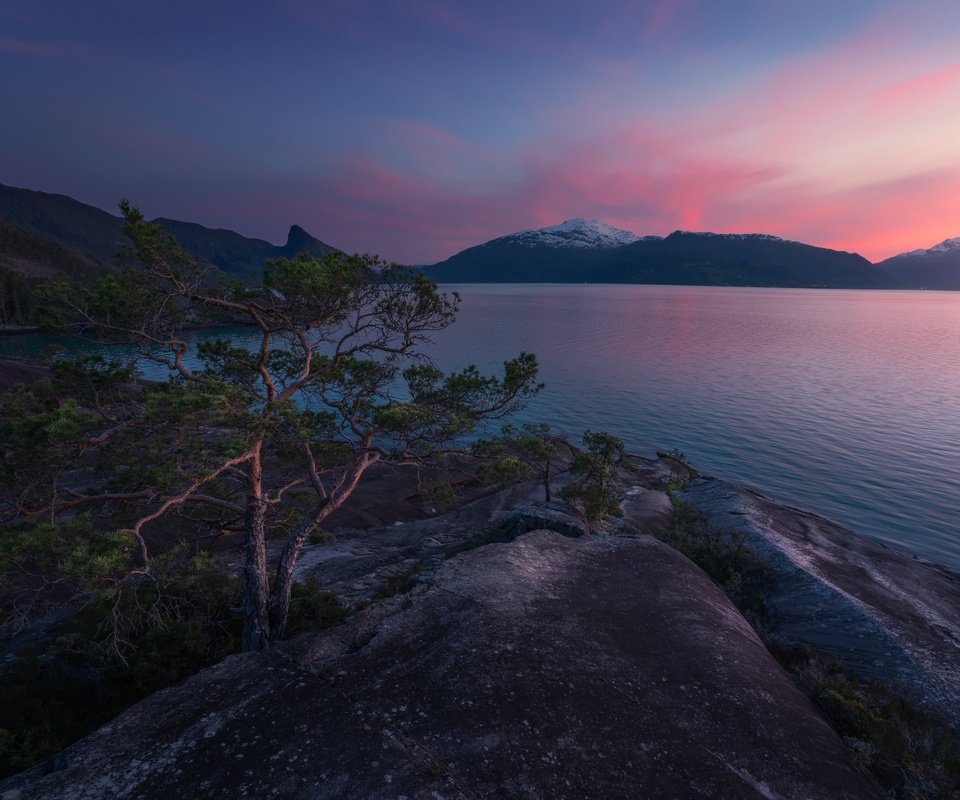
(26, 202, 541, 650)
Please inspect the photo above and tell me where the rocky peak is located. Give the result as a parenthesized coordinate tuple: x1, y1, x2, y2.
(284, 224, 314, 250)
(279, 224, 336, 258)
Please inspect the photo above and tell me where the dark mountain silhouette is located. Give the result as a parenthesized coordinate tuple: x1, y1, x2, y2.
(4, 183, 953, 290)
(155, 218, 336, 282)
(0, 216, 116, 325)
(875, 237, 960, 289)
(0, 216, 111, 281)
(0, 183, 336, 283)
(422, 223, 893, 288)
(0, 183, 125, 264)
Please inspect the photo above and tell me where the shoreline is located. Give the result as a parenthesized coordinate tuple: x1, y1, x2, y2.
(0, 325, 41, 336)
(4, 455, 958, 798)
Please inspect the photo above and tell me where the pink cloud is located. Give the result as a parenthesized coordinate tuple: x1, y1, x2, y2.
(814, 171, 960, 260)
(220, 19, 960, 267)
(0, 37, 61, 57)
(868, 62, 960, 115)
(89, 5, 959, 267)
(295, 102, 958, 264)
(276, 126, 795, 264)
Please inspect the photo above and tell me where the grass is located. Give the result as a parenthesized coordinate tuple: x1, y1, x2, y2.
(772, 644, 960, 798)
(372, 562, 428, 599)
(662, 494, 772, 627)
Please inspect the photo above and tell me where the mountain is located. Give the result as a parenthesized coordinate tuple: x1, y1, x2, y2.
(0, 216, 111, 281)
(0, 183, 126, 264)
(0, 183, 336, 283)
(0, 216, 116, 325)
(422, 221, 891, 288)
(609, 231, 890, 288)
(417, 218, 651, 283)
(501, 217, 651, 248)
(875, 237, 960, 289)
(153, 219, 336, 282)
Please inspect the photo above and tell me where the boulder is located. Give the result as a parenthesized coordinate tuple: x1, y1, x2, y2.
(619, 485, 674, 536)
(3, 531, 878, 799)
(497, 502, 589, 538)
(274, 485, 578, 607)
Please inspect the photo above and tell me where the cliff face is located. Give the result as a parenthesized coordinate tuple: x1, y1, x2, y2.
(2, 530, 878, 800)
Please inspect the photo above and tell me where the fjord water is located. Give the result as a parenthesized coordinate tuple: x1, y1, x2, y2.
(426, 285, 960, 572)
(3, 285, 958, 572)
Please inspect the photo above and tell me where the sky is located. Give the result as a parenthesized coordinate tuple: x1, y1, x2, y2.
(1, 0, 959, 264)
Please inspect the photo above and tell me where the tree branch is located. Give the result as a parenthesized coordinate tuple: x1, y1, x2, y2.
(126, 450, 254, 568)
(266, 478, 307, 505)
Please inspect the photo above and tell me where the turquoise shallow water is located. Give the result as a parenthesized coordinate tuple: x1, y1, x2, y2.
(3, 284, 959, 572)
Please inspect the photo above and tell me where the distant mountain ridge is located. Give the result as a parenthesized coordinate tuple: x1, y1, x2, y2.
(876, 236, 960, 289)
(0, 183, 336, 283)
(422, 222, 891, 288)
(895, 236, 960, 258)
(3, 182, 958, 289)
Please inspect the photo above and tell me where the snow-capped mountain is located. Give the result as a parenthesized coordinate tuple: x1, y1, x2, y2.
(893, 237, 960, 259)
(503, 218, 655, 249)
(423, 224, 886, 287)
(673, 231, 788, 243)
(876, 235, 960, 289)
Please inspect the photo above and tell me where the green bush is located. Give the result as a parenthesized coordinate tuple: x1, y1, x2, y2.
(775, 646, 960, 798)
(0, 558, 349, 779)
(558, 430, 625, 525)
(0, 555, 241, 778)
(285, 577, 348, 636)
(422, 481, 458, 512)
(665, 498, 960, 798)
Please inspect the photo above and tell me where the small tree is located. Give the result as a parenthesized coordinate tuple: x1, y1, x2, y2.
(472, 422, 565, 501)
(559, 430, 625, 525)
(10, 202, 541, 650)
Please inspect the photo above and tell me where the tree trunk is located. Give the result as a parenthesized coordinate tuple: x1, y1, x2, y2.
(543, 458, 552, 502)
(241, 444, 271, 651)
(268, 453, 376, 640)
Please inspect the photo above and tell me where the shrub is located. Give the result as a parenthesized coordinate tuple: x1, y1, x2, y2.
(558, 430, 625, 525)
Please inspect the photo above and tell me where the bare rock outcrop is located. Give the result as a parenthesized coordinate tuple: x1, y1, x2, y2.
(2, 530, 878, 800)
(620, 484, 675, 536)
(680, 477, 960, 730)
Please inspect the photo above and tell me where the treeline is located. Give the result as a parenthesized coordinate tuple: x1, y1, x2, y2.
(0, 218, 112, 325)
(0, 268, 39, 325)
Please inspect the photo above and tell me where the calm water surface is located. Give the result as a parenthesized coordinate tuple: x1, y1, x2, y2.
(3, 285, 959, 572)
(430, 285, 960, 573)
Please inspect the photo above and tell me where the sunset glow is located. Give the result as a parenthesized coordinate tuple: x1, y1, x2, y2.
(1, 0, 958, 263)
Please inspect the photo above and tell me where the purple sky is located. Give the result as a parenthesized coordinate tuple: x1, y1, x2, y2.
(2, 0, 959, 263)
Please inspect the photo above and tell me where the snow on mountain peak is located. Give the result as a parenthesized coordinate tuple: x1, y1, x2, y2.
(897, 236, 960, 258)
(671, 231, 786, 242)
(506, 218, 649, 249)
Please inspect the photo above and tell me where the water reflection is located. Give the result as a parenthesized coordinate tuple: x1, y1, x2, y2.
(3, 285, 959, 571)
(425, 286, 960, 572)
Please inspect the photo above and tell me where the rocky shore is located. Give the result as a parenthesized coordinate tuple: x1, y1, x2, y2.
(3, 454, 958, 799)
